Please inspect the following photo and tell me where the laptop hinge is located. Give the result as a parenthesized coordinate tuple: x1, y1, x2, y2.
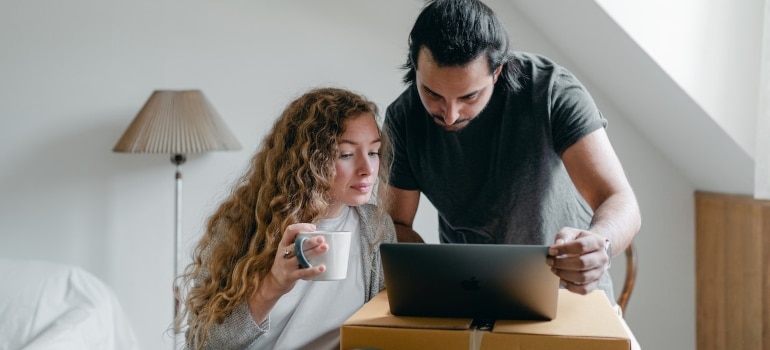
(470, 318, 495, 331)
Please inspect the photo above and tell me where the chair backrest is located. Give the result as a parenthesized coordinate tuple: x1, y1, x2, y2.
(616, 240, 638, 315)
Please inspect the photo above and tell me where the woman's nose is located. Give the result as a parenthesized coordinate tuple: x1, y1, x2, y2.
(358, 156, 374, 175)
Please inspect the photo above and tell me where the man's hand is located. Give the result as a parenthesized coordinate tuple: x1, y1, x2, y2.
(546, 227, 610, 294)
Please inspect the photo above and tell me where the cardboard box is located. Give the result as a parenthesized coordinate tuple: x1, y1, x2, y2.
(341, 289, 631, 350)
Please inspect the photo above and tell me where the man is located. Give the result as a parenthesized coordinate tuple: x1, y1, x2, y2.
(384, 0, 641, 301)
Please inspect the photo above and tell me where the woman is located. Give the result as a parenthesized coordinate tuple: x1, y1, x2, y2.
(177, 87, 396, 349)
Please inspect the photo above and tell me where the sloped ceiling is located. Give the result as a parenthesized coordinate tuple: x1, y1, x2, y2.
(507, 0, 754, 195)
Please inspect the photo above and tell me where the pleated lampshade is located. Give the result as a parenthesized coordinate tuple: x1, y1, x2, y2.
(113, 90, 242, 154)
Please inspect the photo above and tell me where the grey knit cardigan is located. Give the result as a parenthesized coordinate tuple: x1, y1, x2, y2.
(190, 204, 396, 350)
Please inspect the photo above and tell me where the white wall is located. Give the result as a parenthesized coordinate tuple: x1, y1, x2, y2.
(595, 0, 770, 200)
(595, 0, 765, 159)
(0, 1, 693, 349)
(757, 1, 770, 199)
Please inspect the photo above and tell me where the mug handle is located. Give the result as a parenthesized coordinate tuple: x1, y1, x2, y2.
(294, 236, 312, 268)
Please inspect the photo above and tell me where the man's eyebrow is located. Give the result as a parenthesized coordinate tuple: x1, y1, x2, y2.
(421, 84, 443, 98)
(460, 90, 480, 99)
(421, 84, 480, 99)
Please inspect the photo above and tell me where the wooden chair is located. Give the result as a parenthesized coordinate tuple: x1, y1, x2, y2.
(616, 240, 638, 315)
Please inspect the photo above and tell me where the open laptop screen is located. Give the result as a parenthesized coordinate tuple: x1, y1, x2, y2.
(380, 243, 559, 320)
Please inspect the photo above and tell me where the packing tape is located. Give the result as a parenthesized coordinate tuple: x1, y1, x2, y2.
(469, 328, 484, 350)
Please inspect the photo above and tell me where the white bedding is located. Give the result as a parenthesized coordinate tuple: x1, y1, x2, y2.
(0, 259, 141, 350)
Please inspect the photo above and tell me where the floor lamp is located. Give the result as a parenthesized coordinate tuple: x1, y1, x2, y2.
(112, 90, 241, 348)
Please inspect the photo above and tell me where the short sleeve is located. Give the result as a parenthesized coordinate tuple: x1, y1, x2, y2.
(549, 67, 607, 155)
(384, 96, 420, 191)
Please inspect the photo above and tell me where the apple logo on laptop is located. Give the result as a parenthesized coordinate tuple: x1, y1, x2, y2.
(461, 276, 480, 291)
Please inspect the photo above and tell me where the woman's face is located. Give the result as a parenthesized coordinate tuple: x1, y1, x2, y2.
(326, 113, 381, 218)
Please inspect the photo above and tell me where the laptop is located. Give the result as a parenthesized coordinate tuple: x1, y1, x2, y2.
(380, 243, 559, 320)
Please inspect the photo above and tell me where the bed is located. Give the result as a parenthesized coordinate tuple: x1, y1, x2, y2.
(0, 258, 141, 350)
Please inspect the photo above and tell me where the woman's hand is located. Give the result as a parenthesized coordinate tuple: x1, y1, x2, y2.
(267, 223, 330, 294)
(247, 223, 329, 323)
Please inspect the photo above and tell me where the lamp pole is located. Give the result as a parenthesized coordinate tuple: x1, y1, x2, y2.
(172, 153, 186, 349)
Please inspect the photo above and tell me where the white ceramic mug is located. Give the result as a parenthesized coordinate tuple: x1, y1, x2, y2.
(294, 231, 352, 281)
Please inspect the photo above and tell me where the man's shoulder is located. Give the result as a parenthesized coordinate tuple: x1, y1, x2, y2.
(386, 84, 420, 115)
(509, 51, 580, 94)
(511, 51, 560, 68)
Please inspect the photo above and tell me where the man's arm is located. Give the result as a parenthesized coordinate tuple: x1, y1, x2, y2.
(548, 128, 641, 293)
(387, 186, 425, 243)
(562, 128, 641, 254)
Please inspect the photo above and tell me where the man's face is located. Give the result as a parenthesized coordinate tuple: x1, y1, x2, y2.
(415, 47, 501, 132)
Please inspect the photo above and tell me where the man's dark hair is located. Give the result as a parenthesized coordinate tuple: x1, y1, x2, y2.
(402, 0, 522, 92)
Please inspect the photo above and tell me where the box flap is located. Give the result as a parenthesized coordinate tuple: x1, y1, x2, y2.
(493, 290, 629, 340)
(343, 291, 473, 330)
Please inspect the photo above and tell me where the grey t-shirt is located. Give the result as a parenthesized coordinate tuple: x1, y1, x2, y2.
(384, 51, 615, 300)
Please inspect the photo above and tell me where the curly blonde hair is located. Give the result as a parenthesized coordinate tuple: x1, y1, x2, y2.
(176, 87, 392, 348)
